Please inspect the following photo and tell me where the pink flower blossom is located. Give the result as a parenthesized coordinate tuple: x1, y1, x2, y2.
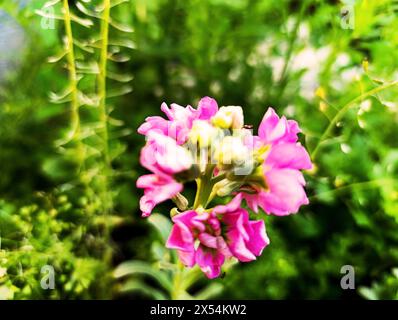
(166, 195, 269, 278)
(241, 107, 312, 215)
(140, 132, 193, 176)
(196, 96, 219, 120)
(136, 132, 193, 217)
(137, 97, 218, 144)
(137, 174, 183, 218)
(258, 107, 301, 144)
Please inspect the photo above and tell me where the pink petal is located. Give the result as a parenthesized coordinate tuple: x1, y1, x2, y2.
(286, 120, 301, 142)
(197, 96, 218, 120)
(246, 220, 269, 256)
(213, 194, 243, 214)
(266, 143, 312, 170)
(262, 168, 309, 215)
(198, 233, 218, 249)
(137, 116, 169, 136)
(258, 108, 302, 144)
(195, 246, 224, 279)
(240, 192, 260, 213)
(136, 174, 158, 188)
(258, 108, 286, 143)
(141, 132, 192, 175)
(226, 229, 256, 262)
(137, 175, 182, 217)
(166, 222, 194, 251)
(178, 250, 196, 267)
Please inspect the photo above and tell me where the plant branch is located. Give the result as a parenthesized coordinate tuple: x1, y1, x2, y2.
(309, 178, 396, 202)
(311, 81, 398, 160)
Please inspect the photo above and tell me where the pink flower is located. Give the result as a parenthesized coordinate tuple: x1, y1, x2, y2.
(140, 132, 193, 176)
(196, 96, 219, 120)
(137, 97, 218, 144)
(166, 195, 269, 278)
(136, 132, 193, 217)
(242, 107, 312, 216)
(137, 174, 183, 218)
(258, 107, 301, 144)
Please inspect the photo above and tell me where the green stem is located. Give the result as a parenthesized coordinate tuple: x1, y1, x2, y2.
(311, 81, 398, 160)
(274, 0, 308, 100)
(211, 173, 226, 184)
(171, 261, 185, 300)
(98, 0, 113, 211)
(98, 0, 111, 172)
(98, 0, 113, 263)
(309, 178, 396, 202)
(63, 0, 84, 168)
(193, 165, 216, 209)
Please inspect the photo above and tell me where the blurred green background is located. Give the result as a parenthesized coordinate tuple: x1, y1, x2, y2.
(0, 0, 398, 299)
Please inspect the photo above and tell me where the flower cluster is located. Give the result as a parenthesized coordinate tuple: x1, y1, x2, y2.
(137, 97, 312, 278)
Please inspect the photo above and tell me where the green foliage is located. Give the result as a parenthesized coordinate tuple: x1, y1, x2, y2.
(114, 214, 225, 300)
(0, 195, 109, 299)
(1, 0, 398, 299)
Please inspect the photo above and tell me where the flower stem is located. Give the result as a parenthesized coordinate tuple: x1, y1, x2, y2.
(171, 261, 185, 300)
(193, 165, 216, 209)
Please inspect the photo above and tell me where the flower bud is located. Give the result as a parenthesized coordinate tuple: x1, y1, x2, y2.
(189, 120, 219, 147)
(214, 136, 250, 170)
(214, 179, 242, 197)
(212, 106, 244, 129)
(171, 193, 189, 211)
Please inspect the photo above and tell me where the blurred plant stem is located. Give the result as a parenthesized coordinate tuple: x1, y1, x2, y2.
(309, 178, 397, 202)
(311, 80, 398, 159)
(274, 0, 309, 101)
(171, 261, 185, 300)
(98, 0, 114, 264)
(63, 0, 85, 169)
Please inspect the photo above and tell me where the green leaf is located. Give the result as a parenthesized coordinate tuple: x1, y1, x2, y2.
(47, 50, 68, 63)
(43, 0, 61, 8)
(147, 214, 172, 243)
(358, 287, 378, 300)
(70, 13, 94, 28)
(76, 1, 101, 19)
(119, 279, 167, 300)
(107, 71, 134, 83)
(113, 261, 172, 292)
(106, 85, 133, 98)
(76, 60, 100, 74)
(109, 19, 134, 33)
(194, 283, 224, 299)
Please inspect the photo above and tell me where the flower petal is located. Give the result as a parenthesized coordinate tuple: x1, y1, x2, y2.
(195, 245, 224, 279)
(197, 96, 218, 120)
(262, 168, 309, 215)
(266, 143, 312, 170)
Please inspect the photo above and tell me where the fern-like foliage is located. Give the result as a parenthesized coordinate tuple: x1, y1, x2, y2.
(36, 0, 134, 258)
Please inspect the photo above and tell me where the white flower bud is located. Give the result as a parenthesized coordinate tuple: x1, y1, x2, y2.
(189, 120, 219, 147)
(215, 136, 250, 169)
(212, 106, 244, 129)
